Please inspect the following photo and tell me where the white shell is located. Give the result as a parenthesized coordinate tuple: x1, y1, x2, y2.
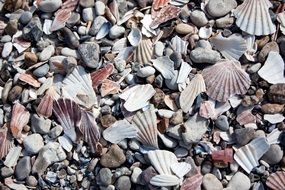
(244, 35, 257, 62)
(62, 66, 97, 108)
(177, 62, 192, 84)
(152, 56, 175, 79)
(112, 38, 127, 53)
(170, 0, 189, 6)
(150, 174, 181, 187)
(277, 12, 285, 35)
(58, 135, 73, 152)
(233, 0, 276, 36)
(267, 128, 281, 145)
(170, 162, 192, 178)
(180, 74, 206, 113)
(103, 120, 138, 143)
(141, 14, 157, 37)
(170, 36, 188, 54)
(258, 51, 285, 84)
(264, 114, 285, 124)
(210, 33, 247, 60)
(234, 137, 270, 174)
(199, 26, 212, 39)
(128, 28, 142, 47)
(134, 38, 153, 64)
(119, 84, 156, 112)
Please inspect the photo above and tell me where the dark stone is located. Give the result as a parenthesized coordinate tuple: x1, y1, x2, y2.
(23, 17, 43, 42)
(78, 43, 101, 69)
(61, 27, 79, 49)
(15, 156, 31, 180)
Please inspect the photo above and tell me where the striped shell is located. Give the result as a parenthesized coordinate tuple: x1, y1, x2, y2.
(0, 126, 14, 160)
(181, 173, 203, 190)
(266, 171, 285, 190)
(150, 5, 181, 29)
(233, 0, 276, 36)
(147, 150, 178, 174)
(134, 38, 153, 65)
(152, 0, 169, 10)
(170, 35, 189, 55)
(150, 174, 181, 187)
(91, 63, 114, 88)
(202, 60, 251, 102)
(10, 103, 30, 139)
(36, 88, 57, 118)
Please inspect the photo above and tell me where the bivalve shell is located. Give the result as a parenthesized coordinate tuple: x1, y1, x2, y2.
(10, 102, 30, 139)
(266, 171, 285, 190)
(147, 150, 178, 174)
(170, 36, 189, 55)
(152, 56, 175, 79)
(152, 0, 170, 10)
(134, 38, 153, 65)
(181, 173, 203, 190)
(128, 28, 142, 47)
(0, 126, 14, 160)
(150, 174, 181, 187)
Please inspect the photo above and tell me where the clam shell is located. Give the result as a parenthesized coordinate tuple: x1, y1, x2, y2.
(128, 28, 142, 47)
(210, 33, 247, 60)
(181, 173, 203, 190)
(212, 148, 233, 163)
(62, 66, 97, 108)
(152, 0, 169, 10)
(150, 174, 181, 187)
(134, 38, 153, 65)
(152, 56, 175, 79)
(0, 126, 14, 160)
(234, 137, 270, 174)
(264, 114, 285, 124)
(19, 73, 41, 88)
(10, 103, 30, 139)
(91, 63, 114, 88)
(258, 51, 285, 84)
(267, 128, 281, 145)
(132, 105, 158, 148)
(170, 162, 192, 178)
(141, 14, 157, 37)
(177, 62, 192, 84)
(202, 60, 251, 102)
(266, 171, 285, 190)
(180, 74, 206, 113)
(119, 84, 156, 112)
(103, 120, 137, 144)
(170, 35, 189, 54)
(233, 0, 276, 36)
(150, 5, 181, 29)
(53, 98, 81, 142)
(277, 12, 285, 35)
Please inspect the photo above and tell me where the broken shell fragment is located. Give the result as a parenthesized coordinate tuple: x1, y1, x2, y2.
(266, 171, 285, 190)
(0, 126, 14, 160)
(10, 102, 30, 139)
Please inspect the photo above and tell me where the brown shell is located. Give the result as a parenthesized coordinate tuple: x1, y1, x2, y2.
(19, 73, 41, 88)
(269, 84, 285, 104)
(152, 0, 169, 10)
(150, 5, 181, 29)
(266, 171, 285, 190)
(91, 63, 114, 88)
(10, 102, 30, 139)
(0, 125, 14, 159)
(181, 173, 203, 190)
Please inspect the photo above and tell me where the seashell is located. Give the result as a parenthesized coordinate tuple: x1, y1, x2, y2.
(53, 98, 81, 142)
(277, 12, 285, 35)
(134, 38, 153, 65)
(112, 38, 128, 53)
(4, 146, 22, 168)
(0, 126, 14, 160)
(12, 36, 31, 54)
(128, 28, 142, 47)
(51, 9, 71, 32)
(210, 33, 247, 60)
(100, 79, 120, 97)
(150, 5, 181, 29)
(181, 173, 203, 190)
(96, 22, 112, 40)
(58, 135, 73, 152)
(212, 148, 233, 163)
(228, 96, 242, 108)
(198, 26, 212, 39)
(79, 110, 101, 153)
(152, 56, 175, 79)
(236, 107, 256, 126)
(177, 62, 192, 84)
(169, 0, 189, 6)
(202, 60, 251, 102)
(266, 171, 285, 190)
(10, 103, 30, 139)
(103, 120, 137, 144)
(141, 14, 157, 37)
(114, 47, 134, 64)
(108, 0, 119, 22)
(0, 21, 7, 35)
(119, 84, 156, 112)
(258, 51, 285, 84)
(264, 114, 285, 124)
(36, 88, 57, 118)
(170, 36, 189, 55)
(43, 19, 53, 35)
(269, 84, 285, 104)
(62, 66, 97, 108)
(91, 63, 114, 88)
(199, 100, 216, 119)
(132, 105, 158, 148)
(152, 0, 169, 10)
(234, 137, 270, 174)
(170, 162, 192, 178)
(267, 128, 281, 145)
(233, 0, 276, 36)
(150, 174, 181, 187)
(244, 35, 257, 62)
(147, 150, 178, 174)
(19, 73, 41, 88)
(164, 95, 178, 111)
(180, 74, 206, 113)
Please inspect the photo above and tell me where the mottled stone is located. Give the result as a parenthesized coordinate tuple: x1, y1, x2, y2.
(100, 144, 126, 168)
(78, 43, 100, 69)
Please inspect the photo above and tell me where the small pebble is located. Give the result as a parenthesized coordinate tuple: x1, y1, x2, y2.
(15, 156, 31, 181)
(95, 1, 106, 16)
(26, 176, 38, 187)
(190, 47, 221, 64)
(23, 133, 44, 154)
(131, 167, 142, 184)
(39, 45, 55, 61)
(234, 127, 255, 146)
(1, 167, 14, 178)
(38, 0, 62, 13)
(98, 168, 113, 186)
(261, 144, 283, 165)
(100, 144, 126, 168)
(109, 25, 125, 39)
(175, 23, 197, 35)
(190, 10, 208, 27)
(137, 66, 156, 78)
(20, 11, 33, 25)
(2, 42, 13, 58)
(33, 64, 50, 78)
(207, 0, 237, 17)
(154, 41, 164, 57)
(115, 176, 131, 190)
(215, 115, 229, 131)
(202, 173, 223, 190)
(226, 172, 250, 190)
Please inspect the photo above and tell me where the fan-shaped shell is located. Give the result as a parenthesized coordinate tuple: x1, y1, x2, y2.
(233, 0, 276, 36)
(62, 66, 97, 108)
(141, 14, 157, 37)
(61, 0, 78, 11)
(128, 28, 142, 47)
(170, 36, 189, 55)
(210, 33, 247, 60)
(177, 62, 192, 84)
(258, 51, 285, 84)
(181, 173, 203, 190)
(152, 0, 169, 10)
(91, 63, 114, 88)
(10, 102, 30, 139)
(103, 120, 137, 144)
(180, 74, 206, 113)
(51, 9, 71, 32)
(53, 98, 81, 142)
(202, 60, 251, 102)
(132, 105, 158, 148)
(266, 171, 285, 190)
(152, 56, 175, 79)
(170, 162, 192, 178)
(134, 38, 153, 65)
(36, 88, 57, 118)
(234, 137, 270, 174)
(150, 174, 181, 187)
(0, 126, 14, 160)
(150, 5, 181, 29)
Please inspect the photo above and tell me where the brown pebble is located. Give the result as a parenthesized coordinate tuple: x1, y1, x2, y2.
(146, 75, 155, 84)
(100, 114, 117, 128)
(256, 36, 270, 50)
(157, 118, 169, 134)
(175, 23, 197, 35)
(242, 95, 252, 107)
(4, 19, 18, 36)
(261, 103, 284, 114)
(25, 52, 38, 66)
(100, 144, 126, 168)
(258, 41, 279, 63)
(23, 125, 30, 132)
(151, 88, 165, 107)
(8, 85, 23, 102)
(269, 84, 285, 104)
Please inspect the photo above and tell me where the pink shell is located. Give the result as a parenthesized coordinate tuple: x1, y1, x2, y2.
(91, 64, 114, 88)
(181, 173, 203, 190)
(36, 91, 54, 118)
(150, 5, 181, 29)
(100, 79, 120, 97)
(212, 148, 233, 163)
(236, 109, 256, 126)
(51, 9, 71, 32)
(266, 171, 285, 190)
(61, 0, 78, 11)
(19, 73, 41, 88)
(10, 102, 30, 139)
(152, 0, 169, 10)
(0, 126, 14, 159)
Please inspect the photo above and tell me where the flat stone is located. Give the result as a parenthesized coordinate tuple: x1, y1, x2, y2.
(215, 115, 229, 131)
(207, 0, 237, 18)
(23, 17, 43, 42)
(190, 10, 208, 27)
(175, 23, 197, 35)
(216, 15, 235, 28)
(15, 156, 31, 181)
(137, 66, 155, 78)
(115, 176, 131, 190)
(95, 1, 106, 16)
(202, 173, 223, 190)
(100, 144, 126, 168)
(234, 128, 255, 146)
(39, 45, 55, 61)
(131, 167, 142, 184)
(23, 134, 44, 154)
(78, 43, 100, 69)
(226, 172, 250, 190)
(261, 144, 283, 165)
(98, 168, 113, 186)
(33, 64, 50, 78)
(109, 25, 125, 39)
(38, 0, 62, 13)
(190, 47, 221, 64)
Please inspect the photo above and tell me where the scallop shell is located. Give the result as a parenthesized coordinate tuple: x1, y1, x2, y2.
(210, 33, 247, 60)
(79, 110, 101, 153)
(128, 28, 142, 47)
(150, 5, 181, 29)
(233, 0, 276, 36)
(234, 137, 270, 174)
(266, 171, 285, 190)
(61, 0, 78, 11)
(0, 126, 14, 160)
(62, 66, 97, 108)
(91, 63, 114, 88)
(152, 0, 169, 10)
(100, 79, 120, 97)
(36, 88, 57, 118)
(152, 56, 175, 79)
(103, 120, 138, 144)
(132, 105, 158, 148)
(258, 51, 285, 84)
(180, 74, 206, 113)
(170, 162, 192, 178)
(170, 36, 189, 55)
(150, 174, 181, 187)
(53, 98, 81, 142)
(181, 173, 203, 190)
(202, 60, 251, 102)
(19, 73, 41, 88)
(177, 62, 192, 84)
(134, 38, 153, 65)
(119, 84, 156, 112)
(10, 102, 30, 139)
(267, 128, 281, 145)
(51, 9, 71, 32)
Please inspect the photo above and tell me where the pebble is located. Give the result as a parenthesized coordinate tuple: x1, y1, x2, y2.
(201, 161, 213, 174)
(247, 63, 262, 73)
(95, 1, 106, 16)
(23, 17, 43, 42)
(258, 42, 279, 63)
(49, 125, 63, 139)
(190, 10, 208, 27)
(2, 42, 13, 58)
(5, 20, 18, 36)
(25, 52, 38, 66)
(261, 103, 284, 114)
(215, 115, 229, 131)
(100, 144, 126, 168)
(226, 172, 250, 190)
(61, 47, 80, 58)
(89, 16, 108, 36)
(261, 144, 283, 165)
(131, 167, 142, 184)
(0, 167, 14, 178)
(78, 26, 87, 35)
(174, 147, 188, 157)
(115, 176, 131, 190)
(33, 64, 50, 78)
(39, 45, 55, 61)
(114, 167, 132, 178)
(1, 35, 12, 43)
(26, 176, 38, 187)
(38, 0, 62, 13)
(98, 168, 113, 186)
(175, 23, 197, 35)
(79, 0, 94, 7)
(253, 130, 266, 138)
(202, 173, 223, 190)
(190, 47, 221, 64)
(215, 15, 235, 28)
(8, 85, 23, 102)
(128, 139, 140, 151)
(78, 43, 100, 69)
(109, 25, 125, 39)
(82, 8, 95, 22)
(62, 27, 80, 48)
(207, 0, 237, 18)
(170, 109, 183, 125)
(137, 66, 156, 78)
(154, 41, 164, 57)
(23, 133, 44, 154)
(20, 11, 33, 25)
(15, 156, 31, 181)
(234, 127, 255, 146)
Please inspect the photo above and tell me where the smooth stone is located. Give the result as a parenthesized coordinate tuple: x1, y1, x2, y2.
(154, 41, 164, 57)
(89, 16, 108, 36)
(115, 176, 131, 190)
(261, 144, 283, 164)
(39, 45, 55, 61)
(158, 109, 175, 118)
(2, 42, 13, 58)
(170, 52, 182, 69)
(258, 42, 279, 63)
(253, 130, 266, 139)
(4, 20, 18, 36)
(1, 35, 12, 43)
(226, 172, 250, 190)
(62, 27, 80, 49)
(8, 85, 22, 102)
(32, 142, 66, 175)
(78, 43, 100, 68)
(125, 74, 136, 85)
(140, 166, 157, 186)
(114, 167, 132, 178)
(23, 134, 44, 154)
(207, 0, 237, 18)
(82, 7, 95, 22)
(201, 161, 213, 174)
(114, 59, 126, 72)
(23, 17, 43, 42)
(137, 66, 156, 78)
(109, 25, 125, 39)
(100, 144, 126, 168)
(98, 168, 113, 186)
(67, 12, 81, 26)
(202, 173, 223, 190)
(38, 0, 62, 12)
(247, 63, 262, 73)
(190, 10, 208, 27)
(26, 176, 38, 187)
(261, 103, 284, 114)
(128, 139, 140, 151)
(0, 167, 14, 178)
(49, 125, 63, 139)
(33, 64, 50, 77)
(234, 127, 255, 146)
(215, 15, 235, 28)
(190, 47, 221, 64)
(20, 11, 33, 25)
(174, 147, 188, 157)
(61, 47, 80, 59)
(131, 167, 142, 184)
(15, 156, 31, 180)
(215, 115, 229, 131)
(95, 1, 106, 16)
(175, 23, 197, 35)
(78, 26, 87, 35)
(79, 0, 94, 7)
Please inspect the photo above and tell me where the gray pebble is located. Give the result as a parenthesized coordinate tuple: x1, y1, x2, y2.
(15, 156, 31, 180)
(174, 147, 188, 157)
(38, 0, 62, 13)
(137, 66, 155, 78)
(39, 45, 55, 61)
(109, 25, 125, 39)
(82, 7, 95, 22)
(207, 0, 237, 18)
(215, 115, 229, 131)
(190, 47, 221, 64)
(2, 42, 13, 58)
(26, 176, 38, 187)
(154, 41, 164, 57)
(1, 167, 14, 178)
(190, 10, 208, 27)
(89, 16, 108, 36)
(234, 127, 255, 146)
(128, 139, 140, 151)
(226, 172, 250, 190)
(33, 64, 50, 78)
(67, 12, 81, 26)
(202, 173, 223, 190)
(31, 114, 51, 134)
(95, 1, 106, 16)
(23, 134, 44, 154)
(215, 15, 235, 28)
(114, 59, 126, 72)
(201, 161, 212, 174)
(170, 52, 182, 69)
(247, 63, 262, 74)
(98, 168, 113, 186)
(125, 74, 136, 85)
(114, 167, 132, 178)
(79, 0, 94, 7)
(115, 176, 131, 190)
(49, 125, 63, 139)
(20, 11, 33, 25)
(78, 43, 101, 69)
(261, 144, 283, 164)
(131, 167, 142, 184)
(1, 35, 12, 43)
(78, 26, 87, 35)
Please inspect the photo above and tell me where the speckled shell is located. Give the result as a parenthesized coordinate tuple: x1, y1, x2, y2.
(10, 103, 30, 139)
(233, 0, 276, 36)
(147, 150, 178, 174)
(266, 171, 285, 190)
(0, 126, 14, 159)
(202, 60, 251, 102)
(134, 38, 153, 65)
